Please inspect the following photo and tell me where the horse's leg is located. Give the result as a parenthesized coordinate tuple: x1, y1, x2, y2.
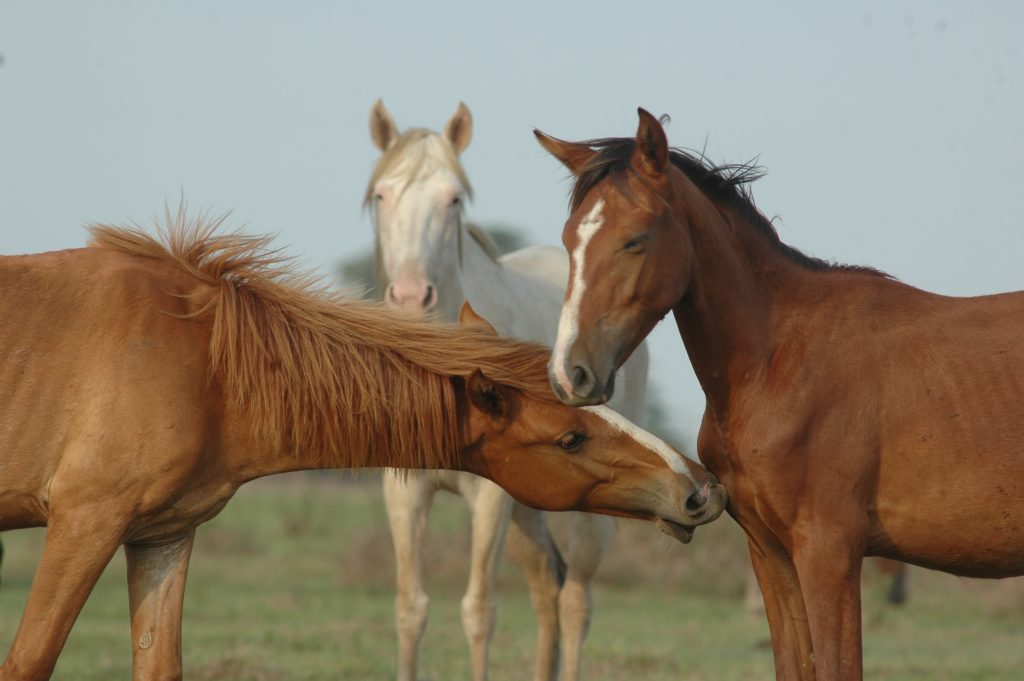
(558, 512, 613, 681)
(876, 558, 908, 605)
(383, 470, 436, 681)
(124, 533, 195, 681)
(0, 509, 125, 680)
(746, 537, 815, 681)
(791, 530, 864, 681)
(505, 504, 565, 681)
(460, 480, 515, 681)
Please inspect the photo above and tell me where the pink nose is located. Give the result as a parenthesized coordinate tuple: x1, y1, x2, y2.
(386, 279, 438, 312)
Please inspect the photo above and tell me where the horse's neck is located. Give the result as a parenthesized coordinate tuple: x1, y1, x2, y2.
(670, 175, 807, 412)
(223, 369, 467, 482)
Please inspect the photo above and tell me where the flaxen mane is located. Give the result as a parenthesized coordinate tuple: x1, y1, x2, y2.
(569, 137, 888, 277)
(363, 128, 473, 207)
(87, 207, 555, 471)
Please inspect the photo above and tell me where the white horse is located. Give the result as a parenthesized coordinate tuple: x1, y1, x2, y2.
(365, 100, 650, 681)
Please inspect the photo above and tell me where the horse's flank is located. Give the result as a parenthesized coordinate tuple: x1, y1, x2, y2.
(85, 210, 556, 472)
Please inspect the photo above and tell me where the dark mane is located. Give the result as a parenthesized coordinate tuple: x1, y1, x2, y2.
(569, 137, 888, 277)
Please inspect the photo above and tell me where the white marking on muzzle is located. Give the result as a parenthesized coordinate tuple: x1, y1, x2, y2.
(552, 198, 606, 396)
(583, 405, 697, 481)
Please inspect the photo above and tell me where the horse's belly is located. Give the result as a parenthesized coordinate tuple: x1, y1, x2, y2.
(874, 501, 1024, 579)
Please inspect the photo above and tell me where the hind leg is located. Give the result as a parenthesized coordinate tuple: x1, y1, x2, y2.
(559, 512, 613, 681)
(125, 533, 195, 681)
(459, 480, 515, 681)
(506, 504, 564, 681)
(0, 508, 126, 680)
(383, 471, 436, 681)
(875, 558, 908, 605)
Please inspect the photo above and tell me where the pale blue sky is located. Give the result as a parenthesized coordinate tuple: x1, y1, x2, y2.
(2, 1, 1021, 446)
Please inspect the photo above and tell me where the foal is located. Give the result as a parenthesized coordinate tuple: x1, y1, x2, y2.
(536, 109, 1024, 680)
(0, 214, 725, 680)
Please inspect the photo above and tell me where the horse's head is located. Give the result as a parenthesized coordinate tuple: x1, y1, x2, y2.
(535, 109, 692, 406)
(367, 100, 474, 318)
(455, 303, 726, 541)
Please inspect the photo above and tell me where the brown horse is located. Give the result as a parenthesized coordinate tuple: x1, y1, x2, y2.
(534, 109, 1024, 680)
(0, 210, 726, 681)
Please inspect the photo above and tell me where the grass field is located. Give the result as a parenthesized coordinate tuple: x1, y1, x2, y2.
(1, 472, 1023, 680)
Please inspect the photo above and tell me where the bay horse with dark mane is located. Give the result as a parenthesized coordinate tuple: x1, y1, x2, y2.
(0, 211, 726, 680)
(535, 109, 1024, 680)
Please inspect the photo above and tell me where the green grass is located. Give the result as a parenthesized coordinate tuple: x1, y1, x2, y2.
(1, 473, 1023, 680)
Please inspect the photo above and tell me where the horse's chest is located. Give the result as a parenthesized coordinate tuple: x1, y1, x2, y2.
(126, 481, 239, 544)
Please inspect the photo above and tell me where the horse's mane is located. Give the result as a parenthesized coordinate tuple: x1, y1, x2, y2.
(465, 222, 501, 262)
(568, 136, 888, 277)
(364, 128, 474, 207)
(86, 207, 556, 471)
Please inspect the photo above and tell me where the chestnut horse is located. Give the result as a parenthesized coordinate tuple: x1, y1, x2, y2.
(535, 109, 1024, 680)
(0, 213, 727, 680)
(367, 100, 649, 681)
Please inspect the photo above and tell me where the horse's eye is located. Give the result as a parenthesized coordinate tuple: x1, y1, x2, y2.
(451, 195, 462, 207)
(374, 193, 384, 202)
(557, 432, 587, 452)
(623, 233, 650, 253)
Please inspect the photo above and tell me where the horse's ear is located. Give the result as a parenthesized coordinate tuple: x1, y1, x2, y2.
(370, 99, 399, 151)
(459, 301, 498, 335)
(467, 370, 516, 422)
(444, 102, 473, 155)
(632, 107, 669, 177)
(534, 130, 597, 176)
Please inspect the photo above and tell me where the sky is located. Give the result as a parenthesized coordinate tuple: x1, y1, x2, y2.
(2, 1, 1021, 449)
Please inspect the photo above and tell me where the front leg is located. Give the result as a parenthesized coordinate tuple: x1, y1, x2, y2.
(382, 470, 436, 681)
(1, 508, 126, 680)
(558, 512, 613, 681)
(125, 533, 196, 681)
(745, 536, 815, 681)
(791, 529, 864, 680)
(460, 481, 515, 681)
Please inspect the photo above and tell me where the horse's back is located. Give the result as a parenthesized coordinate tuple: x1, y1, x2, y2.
(499, 245, 568, 290)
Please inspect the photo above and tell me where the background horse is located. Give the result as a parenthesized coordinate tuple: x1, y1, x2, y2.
(534, 109, 1024, 681)
(0, 214, 725, 680)
(366, 100, 650, 681)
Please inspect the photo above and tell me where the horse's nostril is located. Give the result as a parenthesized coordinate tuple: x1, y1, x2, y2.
(422, 285, 436, 309)
(685, 490, 707, 515)
(571, 364, 595, 393)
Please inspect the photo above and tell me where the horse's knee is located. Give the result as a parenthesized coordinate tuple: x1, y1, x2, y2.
(461, 592, 497, 643)
(395, 590, 429, 639)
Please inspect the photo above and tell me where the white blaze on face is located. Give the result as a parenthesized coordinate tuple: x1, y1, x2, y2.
(375, 137, 467, 284)
(583, 405, 697, 480)
(552, 198, 606, 395)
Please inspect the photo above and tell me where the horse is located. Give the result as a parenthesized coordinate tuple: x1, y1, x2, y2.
(534, 108, 1024, 680)
(366, 100, 651, 681)
(0, 211, 726, 681)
